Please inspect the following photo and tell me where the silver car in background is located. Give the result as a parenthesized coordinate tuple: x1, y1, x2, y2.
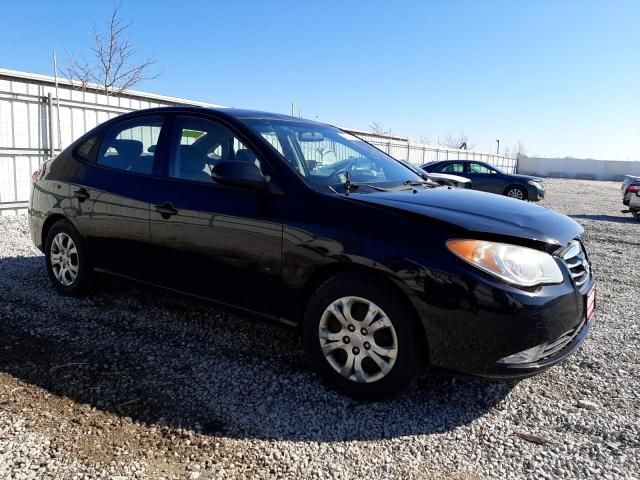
(621, 175, 640, 220)
(427, 172, 472, 189)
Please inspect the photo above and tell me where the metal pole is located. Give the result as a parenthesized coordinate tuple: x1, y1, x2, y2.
(53, 51, 62, 151)
(46, 93, 54, 157)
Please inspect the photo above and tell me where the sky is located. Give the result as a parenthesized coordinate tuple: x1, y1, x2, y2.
(0, 0, 639, 160)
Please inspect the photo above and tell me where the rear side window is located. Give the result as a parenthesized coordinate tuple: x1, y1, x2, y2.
(97, 116, 164, 174)
(441, 162, 465, 173)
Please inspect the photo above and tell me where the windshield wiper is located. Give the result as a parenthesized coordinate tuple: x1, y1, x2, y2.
(354, 184, 391, 192)
(402, 179, 438, 189)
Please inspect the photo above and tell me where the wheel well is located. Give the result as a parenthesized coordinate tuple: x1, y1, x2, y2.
(41, 214, 67, 248)
(298, 264, 427, 348)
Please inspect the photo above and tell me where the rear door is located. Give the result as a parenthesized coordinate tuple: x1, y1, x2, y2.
(72, 114, 167, 276)
(146, 114, 283, 316)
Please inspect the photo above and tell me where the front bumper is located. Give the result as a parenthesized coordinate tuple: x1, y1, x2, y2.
(486, 317, 592, 378)
(528, 184, 545, 201)
(412, 258, 594, 379)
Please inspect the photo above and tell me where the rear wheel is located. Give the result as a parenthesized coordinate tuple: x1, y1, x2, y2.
(303, 273, 421, 399)
(505, 185, 527, 200)
(45, 220, 92, 296)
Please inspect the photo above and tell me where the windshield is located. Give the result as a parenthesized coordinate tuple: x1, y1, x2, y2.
(241, 118, 424, 192)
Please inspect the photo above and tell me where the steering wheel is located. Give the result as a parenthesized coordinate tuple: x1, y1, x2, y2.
(326, 159, 357, 185)
(327, 168, 347, 186)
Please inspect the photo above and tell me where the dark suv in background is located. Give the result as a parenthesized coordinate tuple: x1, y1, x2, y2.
(422, 160, 545, 201)
(29, 107, 594, 398)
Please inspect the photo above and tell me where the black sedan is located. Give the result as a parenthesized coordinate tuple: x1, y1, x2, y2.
(29, 107, 594, 399)
(421, 160, 545, 201)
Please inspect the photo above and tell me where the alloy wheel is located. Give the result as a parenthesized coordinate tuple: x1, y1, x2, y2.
(507, 188, 524, 199)
(50, 232, 79, 286)
(319, 296, 398, 383)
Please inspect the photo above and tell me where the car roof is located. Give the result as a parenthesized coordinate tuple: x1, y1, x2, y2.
(112, 105, 323, 124)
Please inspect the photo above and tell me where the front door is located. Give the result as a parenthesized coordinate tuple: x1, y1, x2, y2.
(466, 162, 503, 194)
(147, 115, 283, 316)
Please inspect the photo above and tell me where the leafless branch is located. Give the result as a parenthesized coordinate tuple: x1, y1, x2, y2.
(64, 3, 159, 96)
(368, 121, 392, 136)
(442, 133, 477, 150)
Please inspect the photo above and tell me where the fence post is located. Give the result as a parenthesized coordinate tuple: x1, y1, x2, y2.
(46, 93, 55, 158)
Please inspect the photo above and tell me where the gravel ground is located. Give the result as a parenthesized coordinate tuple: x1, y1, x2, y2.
(0, 178, 638, 480)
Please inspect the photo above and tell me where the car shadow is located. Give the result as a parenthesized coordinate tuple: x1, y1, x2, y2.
(0, 255, 513, 442)
(570, 214, 637, 224)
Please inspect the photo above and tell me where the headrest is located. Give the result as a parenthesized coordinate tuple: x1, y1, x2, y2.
(180, 145, 206, 173)
(112, 139, 143, 158)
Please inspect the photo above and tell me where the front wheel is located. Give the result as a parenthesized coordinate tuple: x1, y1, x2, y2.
(45, 219, 93, 296)
(303, 273, 422, 399)
(505, 185, 528, 200)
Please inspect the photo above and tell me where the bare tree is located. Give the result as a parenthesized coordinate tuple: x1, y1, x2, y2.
(417, 135, 431, 145)
(442, 133, 477, 150)
(65, 4, 159, 95)
(503, 141, 527, 158)
(368, 121, 391, 136)
(514, 140, 527, 157)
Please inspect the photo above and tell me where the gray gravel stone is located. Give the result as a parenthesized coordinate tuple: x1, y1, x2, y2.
(0, 178, 638, 479)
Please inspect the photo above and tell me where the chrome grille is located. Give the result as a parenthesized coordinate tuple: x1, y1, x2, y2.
(561, 240, 590, 287)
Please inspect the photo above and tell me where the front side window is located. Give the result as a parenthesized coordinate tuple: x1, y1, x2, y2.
(242, 119, 422, 192)
(469, 162, 497, 174)
(97, 116, 163, 174)
(441, 162, 465, 173)
(169, 116, 262, 183)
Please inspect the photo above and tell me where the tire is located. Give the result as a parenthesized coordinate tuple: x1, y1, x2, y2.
(505, 185, 528, 201)
(44, 219, 93, 296)
(303, 273, 422, 399)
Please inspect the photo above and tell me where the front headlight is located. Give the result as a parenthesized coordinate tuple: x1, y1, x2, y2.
(528, 179, 544, 188)
(446, 239, 563, 287)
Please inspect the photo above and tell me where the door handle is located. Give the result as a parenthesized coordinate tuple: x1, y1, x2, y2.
(73, 188, 90, 202)
(154, 202, 178, 219)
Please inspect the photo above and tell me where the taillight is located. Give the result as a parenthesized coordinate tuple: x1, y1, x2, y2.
(32, 168, 42, 182)
(627, 183, 640, 193)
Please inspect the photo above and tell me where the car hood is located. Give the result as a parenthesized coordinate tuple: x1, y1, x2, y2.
(347, 187, 582, 246)
(508, 173, 544, 182)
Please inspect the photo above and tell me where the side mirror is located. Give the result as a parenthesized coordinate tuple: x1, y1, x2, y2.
(212, 161, 269, 190)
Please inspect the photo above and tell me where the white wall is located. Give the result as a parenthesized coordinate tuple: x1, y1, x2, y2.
(518, 156, 640, 181)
